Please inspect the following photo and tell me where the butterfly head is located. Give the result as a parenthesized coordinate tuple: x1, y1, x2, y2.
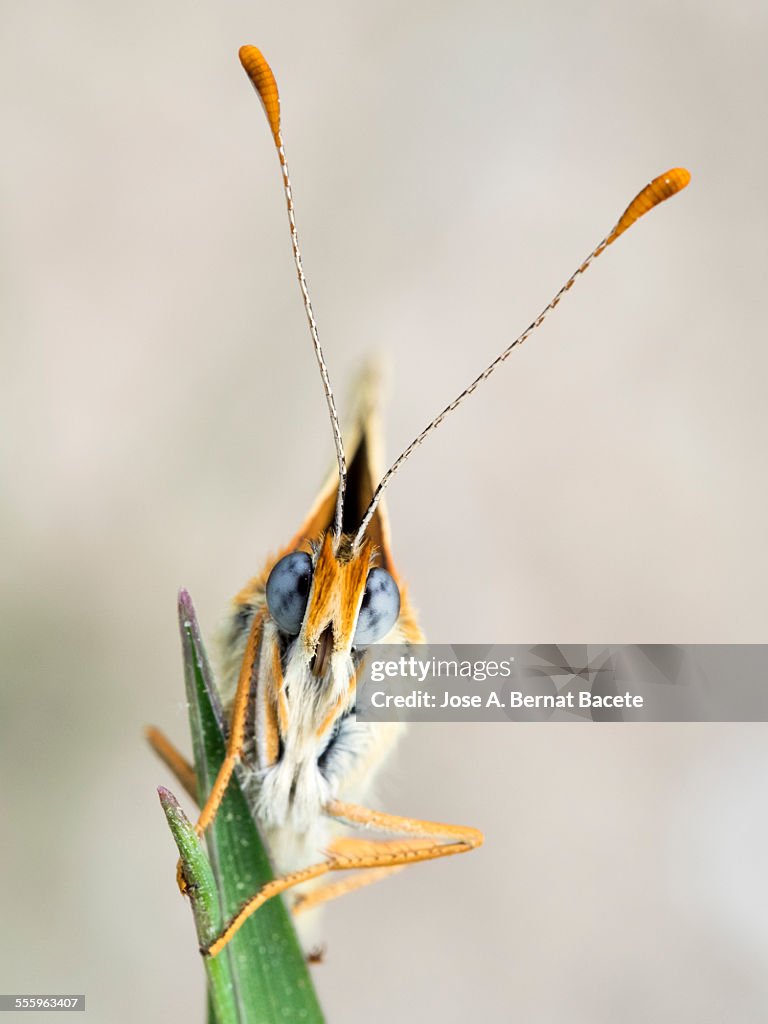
(266, 530, 400, 691)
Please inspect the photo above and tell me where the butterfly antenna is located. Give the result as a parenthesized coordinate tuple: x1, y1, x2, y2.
(355, 167, 691, 546)
(239, 45, 347, 541)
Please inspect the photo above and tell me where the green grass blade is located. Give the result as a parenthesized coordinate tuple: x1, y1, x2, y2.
(177, 588, 325, 1024)
(158, 786, 239, 1024)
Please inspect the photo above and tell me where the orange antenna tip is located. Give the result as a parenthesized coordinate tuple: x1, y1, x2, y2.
(238, 44, 348, 536)
(239, 45, 281, 140)
(608, 166, 691, 245)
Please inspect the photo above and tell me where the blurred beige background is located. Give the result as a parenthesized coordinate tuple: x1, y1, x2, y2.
(2, 1, 767, 1021)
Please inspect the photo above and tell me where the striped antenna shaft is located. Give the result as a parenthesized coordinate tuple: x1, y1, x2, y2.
(355, 167, 691, 546)
(239, 45, 347, 541)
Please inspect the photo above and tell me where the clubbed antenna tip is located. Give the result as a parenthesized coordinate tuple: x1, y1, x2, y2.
(239, 44, 347, 540)
(354, 166, 691, 546)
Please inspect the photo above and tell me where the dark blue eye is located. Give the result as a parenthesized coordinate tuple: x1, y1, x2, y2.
(353, 568, 400, 646)
(266, 551, 313, 635)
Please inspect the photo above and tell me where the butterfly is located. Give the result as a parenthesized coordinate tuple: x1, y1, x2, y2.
(148, 44, 690, 958)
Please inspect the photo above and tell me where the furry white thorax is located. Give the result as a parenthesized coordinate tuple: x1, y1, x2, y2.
(254, 619, 354, 831)
(215, 597, 407, 876)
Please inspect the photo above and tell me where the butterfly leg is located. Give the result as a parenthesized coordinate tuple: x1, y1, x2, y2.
(326, 799, 484, 847)
(201, 800, 483, 957)
(291, 855, 404, 915)
(145, 725, 198, 803)
(194, 611, 265, 836)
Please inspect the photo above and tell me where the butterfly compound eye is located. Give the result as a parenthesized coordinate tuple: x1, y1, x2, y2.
(266, 551, 313, 635)
(353, 568, 400, 646)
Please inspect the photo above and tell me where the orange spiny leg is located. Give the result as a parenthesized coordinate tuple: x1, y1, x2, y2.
(194, 611, 264, 837)
(145, 726, 198, 804)
(292, 857, 404, 916)
(326, 800, 484, 846)
(201, 801, 483, 957)
(203, 861, 334, 957)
